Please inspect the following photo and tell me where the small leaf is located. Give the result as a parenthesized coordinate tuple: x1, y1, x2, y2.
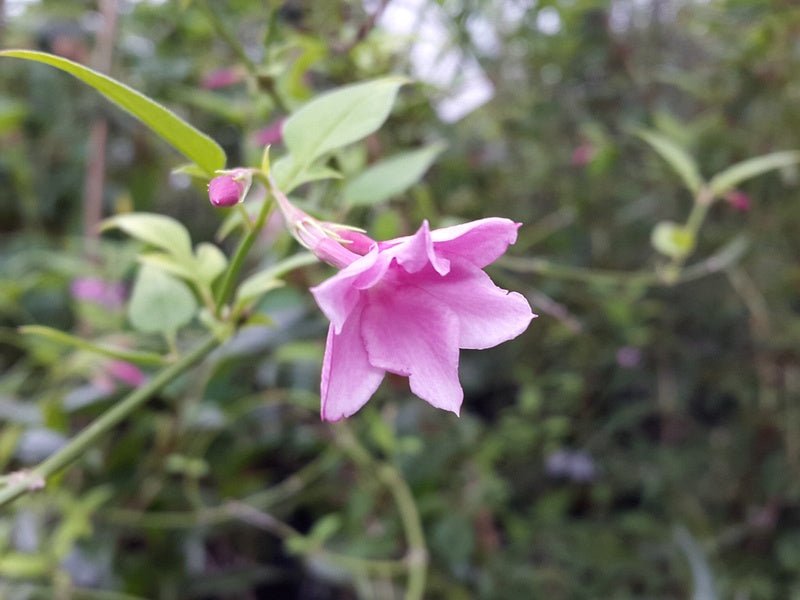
(172, 163, 211, 179)
(344, 142, 446, 206)
(282, 77, 407, 168)
(235, 252, 317, 308)
(194, 243, 228, 285)
(637, 129, 703, 194)
(272, 155, 343, 191)
(651, 221, 695, 259)
(102, 213, 193, 259)
(138, 252, 197, 281)
(128, 266, 198, 334)
(0, 50, 226, 174)
(709, 151, 800, 196)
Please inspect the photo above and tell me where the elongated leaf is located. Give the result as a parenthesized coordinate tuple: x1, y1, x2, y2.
(709, 151, 800, 196)
(637, 129, 703, 194)
(282, 77, 407, 168)
(344, 142, 446, 206)
(128, 266, 197, 334)
(102, 213, 193, 260)
(0, 50, 226, 174)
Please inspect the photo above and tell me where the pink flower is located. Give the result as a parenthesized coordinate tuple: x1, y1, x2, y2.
(571, 143, 596, 167)
(253, 118, 285, 146)
(70, 277, 125, 309)
(725, 189, 751, 212)
(201, 68, 243, 90)
(208, 169, 252, 207)
(107, 360, 146, 388)
(310, 219, 536, 421)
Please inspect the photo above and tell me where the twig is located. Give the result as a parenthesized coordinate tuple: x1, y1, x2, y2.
(0, 336, 218, 507)
(83, 0, 118, 248)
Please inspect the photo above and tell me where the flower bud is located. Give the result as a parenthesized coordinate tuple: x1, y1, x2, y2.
(725, 189, 751, 212)
(208, 169, 252, 207)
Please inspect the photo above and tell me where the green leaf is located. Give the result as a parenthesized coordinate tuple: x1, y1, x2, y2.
(708, 151, 800, 196)
(637, 129, 703, 194)
(651, 221, 695, 259)
(102, 213, 193, 260)
(128, 266, 198, 334)
(138, 252, 197, 281)
(235, 252, 317, 308)
(0, 553, 50, 578)
(282, 77, 407, 169)
(0, 50, 226, 174)
(19, 325, 168, 366)
(194, 243, 228, 285)
(344, 142, 446, 206)
(272, 155, 343, 191)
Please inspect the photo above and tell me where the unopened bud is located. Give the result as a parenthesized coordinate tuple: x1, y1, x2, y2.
(208, 168, 252, 207)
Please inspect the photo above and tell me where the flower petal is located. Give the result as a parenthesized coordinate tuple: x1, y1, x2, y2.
(320, 304, 385, 421)
(311, 247, 383, 333)
(430, 217, 521, 268)
(386, 220, 450, 275)
(362, 286, 463, 415)
(415, 263, 536, 349)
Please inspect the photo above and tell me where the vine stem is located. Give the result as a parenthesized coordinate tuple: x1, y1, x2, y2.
(333, 424, 428, 600)
(214, 192, 274, 314)
(0, 335, 218, 508)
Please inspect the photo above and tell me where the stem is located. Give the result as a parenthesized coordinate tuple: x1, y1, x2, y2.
(333, 424, 428, 600)
(214, 194, 274, 314)
(0, 336, 218, 508)
(498, 235, 747, 288)
(199, 0, 287, 112)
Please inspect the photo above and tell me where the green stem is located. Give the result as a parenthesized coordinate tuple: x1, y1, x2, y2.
(334, 424, 428, 600)
(18, 325, 169, 366)
(214, 194, 274, 314)
(199, 0, 287, 113)
(498, 234, 747, 289)
(0, 336, 218, 508)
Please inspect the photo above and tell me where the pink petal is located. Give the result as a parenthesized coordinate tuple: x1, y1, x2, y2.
(388, 220, 450, 275)
(311, 248, 382, 333)
(430, 218, 521, 268)
(320, 304, 385, 421)
(362, 286, 463, 415)
(415, 263, 535, 349)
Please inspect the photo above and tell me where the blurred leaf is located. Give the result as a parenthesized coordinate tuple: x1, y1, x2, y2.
(128, 265, 198, 334)
(0, 553, 50, 578)
(708, 151, 800, 196)
(282, 77, 407, 176)
(344, 142, 446, 206)
(308, 514, 342, 546)
(0, 97, 26, 134)
(102, 213, 193, 260)
(138, 252, 197, 281)
(194, 243, 228, 285)
(235, 253, 317, 308)
(0, 50, 226, 174)
(637, 129, 703, 194)
(651, 221, 695, 259)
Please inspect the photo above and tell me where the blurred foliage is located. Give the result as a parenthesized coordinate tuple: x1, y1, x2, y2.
(2, 0, 800, 599)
